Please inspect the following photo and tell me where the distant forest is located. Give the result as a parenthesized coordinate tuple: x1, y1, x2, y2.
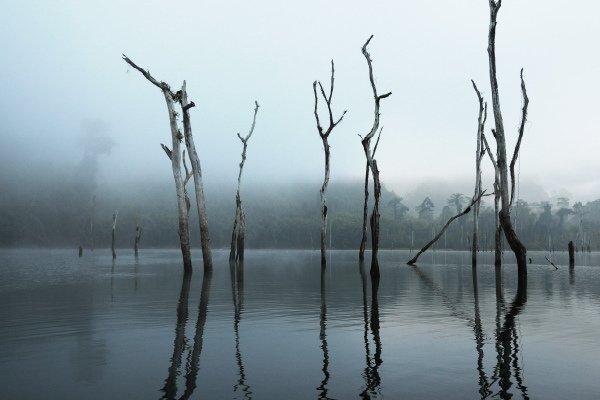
(1, 173, 598, 252)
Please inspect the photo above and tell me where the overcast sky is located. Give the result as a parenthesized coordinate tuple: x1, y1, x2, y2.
(1, 0, 599, 202)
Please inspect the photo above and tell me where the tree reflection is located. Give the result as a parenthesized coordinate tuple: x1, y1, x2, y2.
(161, 272, 192, 399)
(317, 268, 331, 399)
(359, 262, 382, 399)
(230, 261, 252, 399)
(160, 270, 212, 400)
(472, 267, 492, 398)
(493, 274, 528, 399)
(413, 266, 528, 399)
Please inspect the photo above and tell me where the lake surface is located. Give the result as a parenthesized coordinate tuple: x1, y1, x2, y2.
(1, 249, 599, 399)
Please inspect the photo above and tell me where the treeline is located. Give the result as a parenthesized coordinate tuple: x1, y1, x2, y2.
(1, 175, 598, 252)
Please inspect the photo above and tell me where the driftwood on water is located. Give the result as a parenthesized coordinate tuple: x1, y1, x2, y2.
(407, 191, 487, 266)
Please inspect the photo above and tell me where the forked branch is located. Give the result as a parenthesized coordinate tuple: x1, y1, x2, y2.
(313, 60, 347, 139)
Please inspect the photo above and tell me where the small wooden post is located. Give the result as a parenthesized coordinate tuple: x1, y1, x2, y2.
(78, 246, 83, 257)
(134, 224, 142, 257)
(568, 241, 575, 268)
(111, 211, 118, 260)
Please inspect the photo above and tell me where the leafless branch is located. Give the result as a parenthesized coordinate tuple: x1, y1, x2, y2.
(509, 68, 528, 209)
(313, 61, 347, 139)
(182, 150, 192, 185)
(238, 101, 260, 144)
(160, 143, 173, 160)
(408, 190, 487, 266)
(372, 126, 383, 157)
(122, 54, 168, 91)
(361, 35, 392, 143)
(481, 131, 497, 170)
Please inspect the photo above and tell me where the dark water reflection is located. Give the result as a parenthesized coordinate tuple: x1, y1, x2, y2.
(1, 249, 600, 399)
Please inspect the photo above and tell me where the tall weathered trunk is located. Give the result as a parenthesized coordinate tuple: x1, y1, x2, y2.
(481, 129, 502, 268)
(359, 162, 369, 261)
(486, 1, 527, 272)
(494, 179, 502, 267)
(470, 81, 487, 268)
(360, 35, 392, 278)
(134, 224, 142, 257)
(180, 82, 212, 271)
(123, 55, 192, 273)
(111, 211, 118, 259)
(313, 61, 346, 268)
(230, 101, 259, 263)
(369, 160, 381, 275)
(320, 139, 330, 266)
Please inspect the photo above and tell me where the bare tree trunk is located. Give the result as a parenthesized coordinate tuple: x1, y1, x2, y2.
(359, 162, 369, 261)
(486, 1, 527, 273)
(360, 35, 392, 278)
(230, 101, 260, 263)
(180, 82, 213, 272)
(111, 211, 118, 259)
(471, 81, 487, 268)
(123, 55, 192, 273)
(481, 131, 502, 267)
(320, 140, 330, 266)
(494, 180, 502, 267)
(313, 61, 346, 268)
(134, 224, 142, 257)
(369, 159, 382, 275)
(407, 191, 486, 266)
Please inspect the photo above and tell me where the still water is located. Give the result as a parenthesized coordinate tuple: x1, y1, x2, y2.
(1, 249, 599, 399)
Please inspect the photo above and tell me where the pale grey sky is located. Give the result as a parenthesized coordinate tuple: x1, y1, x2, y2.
(1, 0, 599, 201)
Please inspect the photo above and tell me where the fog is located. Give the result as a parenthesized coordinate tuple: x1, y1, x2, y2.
(1, 0, 599, 206)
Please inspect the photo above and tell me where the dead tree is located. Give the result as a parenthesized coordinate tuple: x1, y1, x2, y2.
(230, 101, 260, 262)
(123, 55, 208, 273)
(360, 35, 392, 278)
(180, 81, 213, 271)
(111, 211, 118, 259)
(134, 224, 142, 257)
(486, 1, 528, 272)
(313, 61, 347, 267)
(471, 81, 488, 267)
(407, 191, 486, 266)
